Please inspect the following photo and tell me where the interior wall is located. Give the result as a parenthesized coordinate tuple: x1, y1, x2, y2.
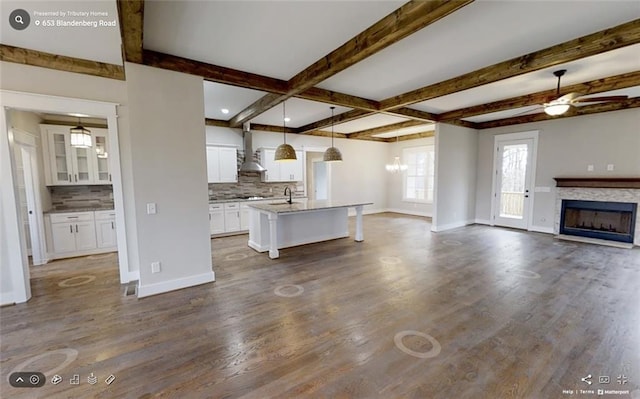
(386, 136, 435, 217)
(476, 108, 640, 231)
(433, 123, 478, 231)
(0, 61, 139, 294)
(206, 126, 390, 213)
(7, 110, 50, 210)
(125, 62, 213, 297)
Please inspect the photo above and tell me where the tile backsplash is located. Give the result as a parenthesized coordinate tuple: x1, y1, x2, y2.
(209, 171, 302, 200)
(50, 185, 114, 210)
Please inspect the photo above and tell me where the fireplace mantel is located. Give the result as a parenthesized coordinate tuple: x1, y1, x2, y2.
(554, 178, 640, 189)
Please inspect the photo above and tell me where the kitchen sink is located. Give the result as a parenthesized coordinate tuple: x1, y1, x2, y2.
(268, 201, 296, 206)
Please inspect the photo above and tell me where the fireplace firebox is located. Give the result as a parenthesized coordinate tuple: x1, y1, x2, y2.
(560, 200, 637, 244)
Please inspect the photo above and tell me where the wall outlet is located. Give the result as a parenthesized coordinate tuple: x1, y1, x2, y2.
(607, 164, 614, 171)
(146, 203, 157, 214)
(587, 164, 594, 172)
(151, 261, 161, 273)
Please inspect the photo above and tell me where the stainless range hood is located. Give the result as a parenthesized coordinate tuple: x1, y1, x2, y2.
(239, 124, 266, 173)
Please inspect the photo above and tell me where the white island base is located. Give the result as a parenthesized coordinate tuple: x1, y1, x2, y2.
(247, 201, 371, 259)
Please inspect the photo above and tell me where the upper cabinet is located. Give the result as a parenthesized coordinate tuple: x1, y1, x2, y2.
(41, 124, 111, 186)
(260, 148, 304, 182)
(207, 146, 238, 183)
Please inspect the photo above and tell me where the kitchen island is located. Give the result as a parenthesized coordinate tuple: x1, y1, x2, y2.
(246, 200, 372, 259)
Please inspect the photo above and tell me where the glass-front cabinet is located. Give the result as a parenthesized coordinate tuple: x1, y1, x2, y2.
(41, 124, 110, 186)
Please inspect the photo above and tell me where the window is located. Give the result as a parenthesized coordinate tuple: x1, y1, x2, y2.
(403, 145, 435, 203)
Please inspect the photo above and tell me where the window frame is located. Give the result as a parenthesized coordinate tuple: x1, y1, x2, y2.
(402, 145, 435, 204)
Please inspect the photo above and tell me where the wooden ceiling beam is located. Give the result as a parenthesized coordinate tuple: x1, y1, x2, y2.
(229, 0, 475, 127)
(296, 87, 379, 111)
(144, 50, 289, 94)
(117, 0, 144, 63)
(385, 107, 437, 122)
(205, 119, 230, 127)
(0, 44, 125, 80)
(379, 19, 640, 110)
(476, 97, 640, 129)
(296, 109, 372, 134)
(347, 120, 428, 139)
(248, 123, 297, 134)
(304, 130, 348, 139)
(439, 71, 640, 121)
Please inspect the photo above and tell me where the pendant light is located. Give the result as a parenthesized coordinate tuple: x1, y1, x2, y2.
(274, 101, 297, 162)
(70, 118, 92, 148)
(385, 135, 407, 173)
(323, 106, 342, 162)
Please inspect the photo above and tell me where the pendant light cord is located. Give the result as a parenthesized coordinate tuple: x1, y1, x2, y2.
(330, 106, 335, 147)
(283, 101, 287, 145)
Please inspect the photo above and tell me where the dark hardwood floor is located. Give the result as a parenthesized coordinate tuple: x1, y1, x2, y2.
(2, 213, 639, 398)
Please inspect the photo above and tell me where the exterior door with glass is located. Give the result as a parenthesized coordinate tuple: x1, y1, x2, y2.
(493, 138, 534, 230)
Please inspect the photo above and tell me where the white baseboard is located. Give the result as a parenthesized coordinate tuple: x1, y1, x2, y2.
(431, 219, 475, 232)
(137, 271, 215, 298)
(474, 219, 493, 226)
(127, 270, 140, 282)
(385, 208, 433, 218)
(0, 290, 14, 306)
(529, 225, 554, 234)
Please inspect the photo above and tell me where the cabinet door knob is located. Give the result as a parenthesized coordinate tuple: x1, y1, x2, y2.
(75, 224, 78, 233)
(111, 221, 114, 229)
(68, 174, 72, 182)
(70, 225, 73, 233)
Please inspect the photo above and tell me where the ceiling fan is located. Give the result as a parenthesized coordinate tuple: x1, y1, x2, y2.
(542, 69, 629, 116)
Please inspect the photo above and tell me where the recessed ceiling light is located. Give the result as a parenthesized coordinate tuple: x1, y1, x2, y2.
(284, 117, 291, 122)
(221, 108, 229, 114)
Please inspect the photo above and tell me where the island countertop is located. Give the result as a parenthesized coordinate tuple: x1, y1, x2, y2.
(246, 200, 373, 214)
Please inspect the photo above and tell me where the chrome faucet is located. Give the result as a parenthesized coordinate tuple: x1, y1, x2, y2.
(284, 186, 293, 204)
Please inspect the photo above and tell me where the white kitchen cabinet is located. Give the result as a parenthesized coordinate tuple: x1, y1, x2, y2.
(209, 204, 225, 235)
(260, 148, 303, 182)
(224, 202, 241, 232)
(207, 146, 238, 183)
(41, 124, 110, 186)
(49, 212, 97, 254)
(95, 210, 117, 248)
(92, 132, 111, 184)
(240, 203, 251, 231)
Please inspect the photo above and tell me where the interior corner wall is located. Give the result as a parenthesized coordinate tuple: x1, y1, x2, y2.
(125, 62, 213, 297)
(386, 136, 435, 217)
(0, 61, 139, 288)
(475, 109, 640, 231)
(433, 123, 478, 232)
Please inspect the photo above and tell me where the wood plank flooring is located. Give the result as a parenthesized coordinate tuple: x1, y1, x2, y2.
(1, 213, 640, 398)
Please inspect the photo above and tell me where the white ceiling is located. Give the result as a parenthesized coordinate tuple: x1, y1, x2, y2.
(250, 97, 351, 128)
(4, 1, 638, 137)
(144, 0, 403, 80)
(372, 123, 435, 138)
(0, 0, 122, 65)
(316, 1, 640, 100)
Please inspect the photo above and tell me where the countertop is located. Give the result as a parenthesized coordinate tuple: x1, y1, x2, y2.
(246, 200, 372, 214)
(45, 207, 115, 214)
(209, 196, 306, 204)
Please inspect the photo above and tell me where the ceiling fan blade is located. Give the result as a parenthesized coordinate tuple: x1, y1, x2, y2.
(557, 92, 582, 102)
(511, 106, 544, 117)
(572, 95, 629, 103)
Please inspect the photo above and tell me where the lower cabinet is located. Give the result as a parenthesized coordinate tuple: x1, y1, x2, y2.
(224, 203, 241, 232)
(49, 212, 97, 254)
(47, 210, 117, 259)
(95, 210, 117, 248)
(209, 204, 225, 235)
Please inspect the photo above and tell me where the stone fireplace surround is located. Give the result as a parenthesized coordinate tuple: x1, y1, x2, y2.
(554, 178, 640, 246)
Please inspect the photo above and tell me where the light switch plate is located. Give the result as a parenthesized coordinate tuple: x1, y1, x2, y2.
(146, 203, 157, 214)
(587, 165, 594, 172)
(607, 164, 614, 171)
(151, 261, 161, 273)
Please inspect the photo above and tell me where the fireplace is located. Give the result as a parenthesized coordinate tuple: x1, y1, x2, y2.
(560, 200, 637, 244)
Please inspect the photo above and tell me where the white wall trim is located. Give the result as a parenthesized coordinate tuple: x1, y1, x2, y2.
(128, 270, 140, 282)
(0, 291, 15, 306)
(474, 218, 493, 225)
(385, 208, 432, 218)
(491, 130, 539, 230)
(529, 225, 554, 234)
(137, 271, 215, 298)
(431, 219, 475, 232)
(1, 90, 131, 303)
